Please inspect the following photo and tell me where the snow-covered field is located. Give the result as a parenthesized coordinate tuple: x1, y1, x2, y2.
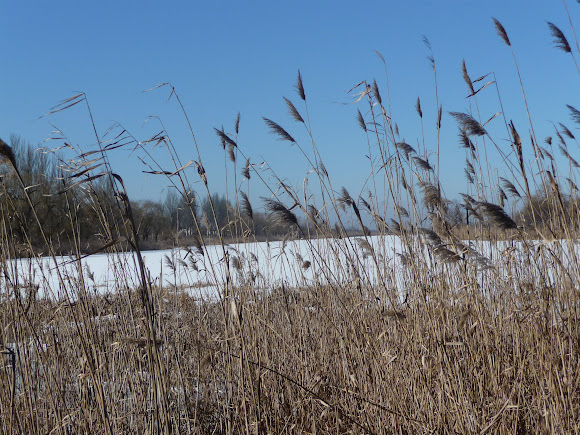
(6, 236, 404, 301)
(5, 235, 578, 302)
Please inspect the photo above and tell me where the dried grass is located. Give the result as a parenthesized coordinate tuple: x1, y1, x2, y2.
(2, 9, 580, 433)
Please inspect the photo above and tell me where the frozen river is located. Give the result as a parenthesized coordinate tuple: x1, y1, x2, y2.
(4, 235, 577, 303)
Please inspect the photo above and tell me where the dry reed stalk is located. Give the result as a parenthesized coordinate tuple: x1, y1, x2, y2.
(4, 7, 580, 432)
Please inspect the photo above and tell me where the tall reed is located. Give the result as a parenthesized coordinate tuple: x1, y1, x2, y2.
(1, 7, 580, 433)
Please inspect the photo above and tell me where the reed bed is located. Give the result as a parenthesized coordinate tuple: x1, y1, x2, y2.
(1, 9, 580, 434)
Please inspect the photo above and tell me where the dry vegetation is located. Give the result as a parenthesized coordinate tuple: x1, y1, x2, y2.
(2, 9, 580, 434)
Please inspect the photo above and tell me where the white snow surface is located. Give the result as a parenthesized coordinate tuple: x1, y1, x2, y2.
(6, 236, 403, 301)
(5, 235, 578, 302)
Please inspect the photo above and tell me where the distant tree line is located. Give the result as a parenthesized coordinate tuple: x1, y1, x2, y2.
(5, 135, 570, 255)
(0, 136, 295, 255)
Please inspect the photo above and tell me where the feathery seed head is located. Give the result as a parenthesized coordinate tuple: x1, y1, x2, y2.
(450, 112, 487, 136)
(0, 138, 16, 168)
(235, 112, 241, 134)
(478, 201, 517, 230)
(395, 142, 416, 159)
(296, 70, 306, 101)
(357, 109, 367, 132)
(559, 122, 575, 139)
(548, 22, 571, 53)
(493, 18, 511, 46)
(372, 79, 382, 105)
(284, 97, 305, 123)
(263, 118, 296, 143)
(214, 127, 237, 149)
(240, 191, 253, 221)
(461, 59, 475, 94)
(416, 97, 423, 119)
(263, 197, 299, 228)
(567, 104, 580, 124)
(242, 158, 251, 180)
(228, 144, 236, 163)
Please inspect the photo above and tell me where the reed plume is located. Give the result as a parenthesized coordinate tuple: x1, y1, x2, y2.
(284, 97, 305, 124)
(242, 158, 251, 180)
(421, 182, 443, 210)
(558, 122, 575, 139)
(228, 144, 236, 163)
(500, 177, 521, 198)
(307, 204, 319, 224)
(263, 197, 298, 228)
(240, 191, 253, 220)
(235, 112, 241, 134)
(559, 145, 580, 167)
(450, 112, 487, 136)
(263, 118, 296, 143)
(395, 142, 416, 159)
(458, 129, 476, 152)
(414, 156, 433, 172)
(567, 104, 580, 123)
(357, 109, 367, 132)
(0, 138, 16, 168)
(416, 97, 423, 118)
(295, 70, 305, 100)
(372, 79, 382, 105)
(478, 202, 517, 230)
(214, 126, 237, 148)
(493, 18, 511, 46)
(547, 22, 571, 53)
(461, 59, 475, 95)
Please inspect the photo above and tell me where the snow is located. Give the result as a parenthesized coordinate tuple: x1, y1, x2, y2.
(4, 235, 578, 303)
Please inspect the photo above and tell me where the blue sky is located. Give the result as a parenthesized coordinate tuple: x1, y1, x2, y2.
(2, 1, 579, 212)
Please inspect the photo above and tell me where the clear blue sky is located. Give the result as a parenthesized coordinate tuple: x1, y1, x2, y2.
(2, 1, 579, 211)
